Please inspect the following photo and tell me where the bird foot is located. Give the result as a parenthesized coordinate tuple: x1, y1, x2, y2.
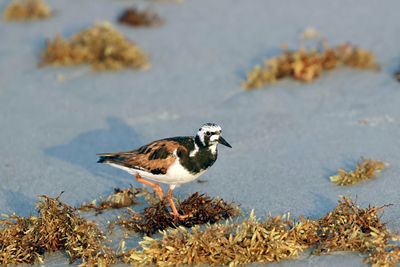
(170, 212, 190, 221)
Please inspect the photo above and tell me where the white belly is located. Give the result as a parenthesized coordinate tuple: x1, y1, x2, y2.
(107, 159, 207, 185)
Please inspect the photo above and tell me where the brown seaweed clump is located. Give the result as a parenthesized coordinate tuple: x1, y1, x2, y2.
(114, 192, 240, 235)
(3, 0, 51, 21)
(313, 197, 398, 266)
(118, 7, 163, 27)
(122, 212, 318, 265)
(0, 194, 115, 265)
(121, 196, 399, 266)
(41, 22, 149, 70)
(330, 159, 386, 186)
(369, 246, 400, 267)
(78, 186, 144, 214)
(242, 43, 380, 89)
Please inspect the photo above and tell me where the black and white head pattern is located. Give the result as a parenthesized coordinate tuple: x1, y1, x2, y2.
(196, 123, 222, 147)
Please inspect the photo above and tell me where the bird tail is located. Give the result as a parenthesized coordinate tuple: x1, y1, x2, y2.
(97, 153, 117, 163)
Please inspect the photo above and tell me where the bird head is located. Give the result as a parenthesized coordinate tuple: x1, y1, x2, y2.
(195, 123, 232, 148)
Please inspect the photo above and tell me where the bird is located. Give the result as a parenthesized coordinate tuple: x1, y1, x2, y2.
(97, 123, 232, 220)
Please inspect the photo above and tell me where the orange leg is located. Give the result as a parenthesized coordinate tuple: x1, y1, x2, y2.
(167, 186, 187, 221)
(135, 174, 164, 200)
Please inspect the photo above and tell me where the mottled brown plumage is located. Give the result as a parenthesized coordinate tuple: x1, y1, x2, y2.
(98, 139, 188, 175)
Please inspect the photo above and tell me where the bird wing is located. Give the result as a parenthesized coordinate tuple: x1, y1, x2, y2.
(97, 139, 187, 175)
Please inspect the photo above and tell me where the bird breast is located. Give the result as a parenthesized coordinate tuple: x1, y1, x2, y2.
(166, 158, 207, 184)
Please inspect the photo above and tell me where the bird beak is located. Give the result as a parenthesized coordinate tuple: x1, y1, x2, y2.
(218, 136, 232, 148)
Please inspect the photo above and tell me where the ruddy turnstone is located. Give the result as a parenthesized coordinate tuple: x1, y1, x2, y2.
(97, 123, 231, 220)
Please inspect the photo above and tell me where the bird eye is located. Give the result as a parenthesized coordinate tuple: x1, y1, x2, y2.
(206, 131, 211, 136)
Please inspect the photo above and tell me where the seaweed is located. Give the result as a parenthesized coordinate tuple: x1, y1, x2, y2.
(369, 246, 400, 267)
(118, 7, 163, 27)
(242, 43, 380, 89)
(40, 22, 149, 70)
(113, 192, 240, 235)
(313, 197, 398, 267)
(122, 211, 316, 266)
(122, 196, 399, 266)
(314, 197, 391, 254)
(3, 0, 50, 21)
(78, 186, 145, 214)
(1, 193, 398, 266)
(0, 194, 116, 265)
(330, 159, 386, 186)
